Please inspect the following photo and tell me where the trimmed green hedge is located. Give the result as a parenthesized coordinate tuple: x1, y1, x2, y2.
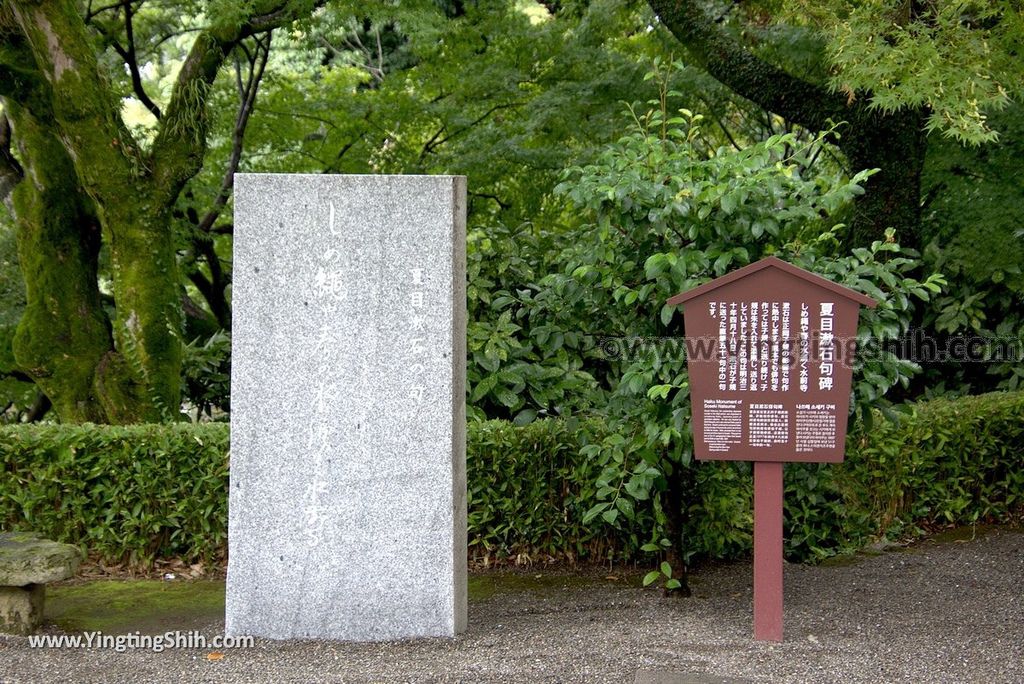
(836, 391, 1024, 534)
(468, 417, 616, 564)
(782, 390, 1024, 559)
(0, 424, 229, 565)
(1, 392, 1021, 566)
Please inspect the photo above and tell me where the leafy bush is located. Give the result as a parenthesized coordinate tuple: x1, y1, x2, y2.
(0, 392, 1020, 567)
(466, 417, 631, 563)
(465, 223, 599, 424)
(784, 391, 1024, 561)
(543, 96, 943, 570)
(0, 424, 229, 566)
(180, 331, 232, 419)
(847, 391, 1024, 529)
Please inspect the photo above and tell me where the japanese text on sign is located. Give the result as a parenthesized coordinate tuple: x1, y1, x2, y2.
(408, 267, 427, 404)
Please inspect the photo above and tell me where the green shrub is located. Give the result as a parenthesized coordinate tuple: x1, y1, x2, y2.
(849, 391, 1024, 529)
(467, 417, 630, 563)
(0, 392, 1020, 567)
(544, 98, 942, 571)
(783, 391, 1024, 561)
(0, 423, 229, 566)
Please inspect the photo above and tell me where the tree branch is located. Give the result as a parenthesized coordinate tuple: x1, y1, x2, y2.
(417, 125, 448, 163)
(0, 366, 33, 383)
(7, 0, 141, 202)
(196, 32, 271, 234)
(150, 0, 325, 201)
(257, 108, 340, 128)
(470, 191, 510, 211)
(85, 0, 134, 23)
(692, 92, 741, 151)
(186, 253, 230, 328)
(23, 391, 51, 423)
(180, 29, 273, 330)
(121, 0, 161, 119)
(418, 101, 525, 163)
(374, 25, 385, 80)
(152, 26, 203, 49)
(645, 0, 849, 131)
(321, 138, 358, 173)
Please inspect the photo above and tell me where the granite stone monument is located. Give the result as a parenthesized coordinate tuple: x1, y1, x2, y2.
(227, 174, 467, 641)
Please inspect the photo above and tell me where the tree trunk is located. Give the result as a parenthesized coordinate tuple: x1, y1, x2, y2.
(662, 457, 692, 596)
(842, 108, 929, 248)
(7, 102, 111, 423)
(2, 0, 318, 423)
(6, 103, 182, 424)
(100, 198, 183, 422)
(4, 0, 187, 423)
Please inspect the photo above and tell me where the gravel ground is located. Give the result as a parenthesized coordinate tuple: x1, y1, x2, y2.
(1, 527, 1021, 683)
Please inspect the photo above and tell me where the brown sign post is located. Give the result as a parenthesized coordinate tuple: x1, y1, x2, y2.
(667, 256, 876, 641)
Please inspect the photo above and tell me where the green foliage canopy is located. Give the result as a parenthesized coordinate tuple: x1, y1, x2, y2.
(799, 0, 1024, 144)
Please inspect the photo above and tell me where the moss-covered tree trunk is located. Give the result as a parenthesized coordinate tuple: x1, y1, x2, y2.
(5, 99, 181, 423)
(6, 103, 111, 422)
(97, 199, 183, 422)
(0, 0, 315, 423)
(2, 1, 183, 423)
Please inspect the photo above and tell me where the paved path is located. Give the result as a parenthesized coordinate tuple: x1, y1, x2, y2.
(2, 527, 1021, 683)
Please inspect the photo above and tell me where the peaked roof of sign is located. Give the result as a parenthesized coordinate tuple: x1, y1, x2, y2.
(666, 256, 878, 308)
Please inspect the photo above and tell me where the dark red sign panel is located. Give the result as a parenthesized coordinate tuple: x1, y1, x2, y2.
(668, 257, 876, 463)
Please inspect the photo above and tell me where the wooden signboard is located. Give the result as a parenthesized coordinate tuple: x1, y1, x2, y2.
(667, 256, 876, 641)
